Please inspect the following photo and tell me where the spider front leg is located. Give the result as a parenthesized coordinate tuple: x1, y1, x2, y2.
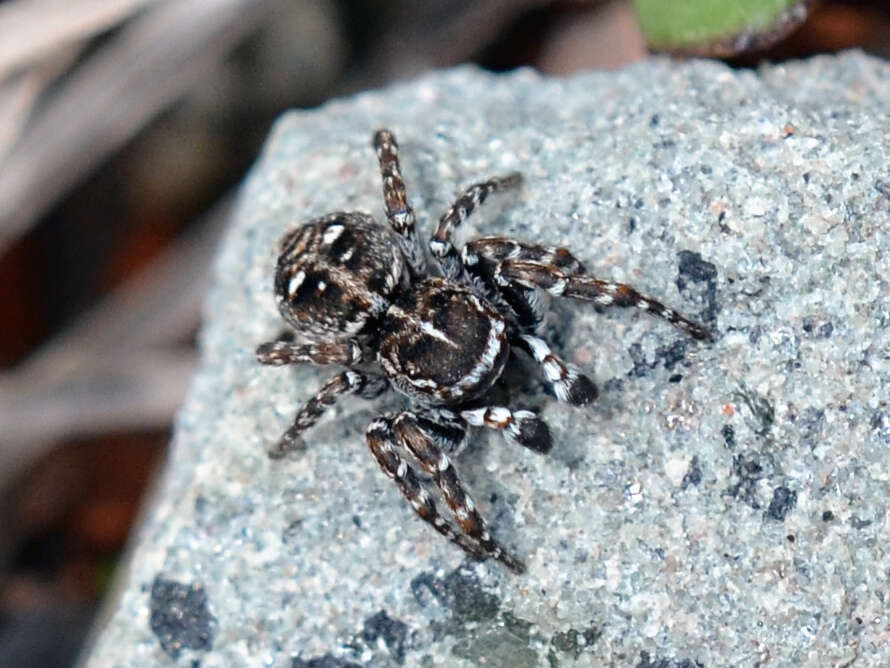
(390, 412, 526, 573)
(514, 334, 598, 406)
(268, 370, 387, 458)
(463, 237, 585, 332)
(464, 237, 587, 275)
(460, 405, 552, 454)
(498, 260, 713, 341)
(430, 173, 522, 282)
(373, 129, 426, 274)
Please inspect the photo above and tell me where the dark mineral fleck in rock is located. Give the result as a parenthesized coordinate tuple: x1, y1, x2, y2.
(362, 610, 409, 664)
(149, 577, 216, 658)
(636, 651, 704, 668)
(765, 486, 797, 521)
(410, 565, 501, 623)
(681, 456, 702, 489)
(292, 655, 362, 668)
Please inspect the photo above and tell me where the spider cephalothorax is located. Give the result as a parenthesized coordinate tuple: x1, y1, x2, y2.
(257, 129, 712, 574)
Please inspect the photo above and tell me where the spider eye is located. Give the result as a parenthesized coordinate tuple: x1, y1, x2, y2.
(324, 225, 363, 269)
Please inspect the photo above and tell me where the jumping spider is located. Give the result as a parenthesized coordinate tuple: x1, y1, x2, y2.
(257, 129, 711, 573)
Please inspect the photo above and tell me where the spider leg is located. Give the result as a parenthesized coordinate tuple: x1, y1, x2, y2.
(460, 406, 552, 454)
(372, 129, 426, 274)
(464, 236, 586, 275)
(268, 370, 387, 459)
(515, 333, 598, 405)
(367, 416, 521, 571)
(462, 238, 582, 332)
(430, 173, 522, 282)
(497, 260, 713, 341)
(256, 339, 363, 366)
(388, 412, 526, 573)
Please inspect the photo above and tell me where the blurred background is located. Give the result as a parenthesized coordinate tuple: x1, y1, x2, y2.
(0, 0, 887, 665)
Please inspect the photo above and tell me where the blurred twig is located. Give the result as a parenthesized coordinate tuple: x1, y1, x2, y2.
(0, 50, 80, 165)
(0, 0, 158, 78)
(0, 0, 275, 254)
(1, 349, 194, 483)
(0, 195, 231, 493)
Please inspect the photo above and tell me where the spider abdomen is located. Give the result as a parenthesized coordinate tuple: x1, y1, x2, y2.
(274, 212, 406, 340)
(379, 278, 509, 405)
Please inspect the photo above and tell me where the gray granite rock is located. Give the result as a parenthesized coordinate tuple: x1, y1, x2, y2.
(85, 52, 890, 667)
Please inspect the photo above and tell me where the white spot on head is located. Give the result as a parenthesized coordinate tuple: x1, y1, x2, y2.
(322, 224, 344, 245)
(339, 247, 355, 262)
(316, 280, 327, 293)
(288, 270, 305, 295)
(637, 300, 649, 310)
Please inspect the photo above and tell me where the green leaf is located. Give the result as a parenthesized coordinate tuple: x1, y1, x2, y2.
(633, 0, 812, 55)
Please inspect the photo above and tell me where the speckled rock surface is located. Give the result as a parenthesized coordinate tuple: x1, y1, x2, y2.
(85, 52, 890, 667)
